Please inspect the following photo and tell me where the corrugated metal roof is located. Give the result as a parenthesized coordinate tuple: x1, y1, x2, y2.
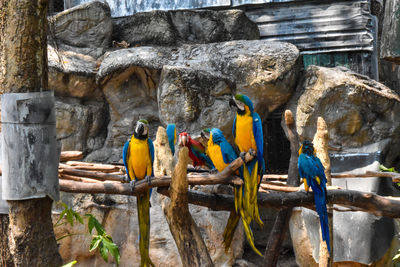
(65, 0, 231, 17)
(243, 0, 374, 54)
(65, 0, 375, 54)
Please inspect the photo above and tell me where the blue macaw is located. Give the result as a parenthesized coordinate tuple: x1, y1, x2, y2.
(229, 94, 265, 256)
(202, 128, 249, 253)
(123, 119, 155, 267)
(166, 123, 176, 155)
(298, 140, 330, 253)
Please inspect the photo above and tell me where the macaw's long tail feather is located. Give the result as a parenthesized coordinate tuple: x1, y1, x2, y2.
(137, 190, 155, 267)
(239, 204, 263, 257)
(315, 192, 330, 254)
(223, 211, 241, 253)
(244, 161, 264, 228)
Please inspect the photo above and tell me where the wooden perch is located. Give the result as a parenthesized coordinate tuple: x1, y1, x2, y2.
(60, 151, 83, 162)
(59, 178, 400, 218)
(59, 150, 255, 194)
(59, 162, 120, 173)
(158, 188, 400, 219)
(263, 110, 300, 267)
(163, 147, 214, 267)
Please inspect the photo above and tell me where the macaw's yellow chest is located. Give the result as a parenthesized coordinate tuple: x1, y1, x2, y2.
(207, 141, 228, 172)
(128, 137, 150, 180)
(235, 114, 257, 153)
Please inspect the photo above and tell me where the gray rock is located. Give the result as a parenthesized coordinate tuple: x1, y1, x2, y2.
(48, 46, 103, 101)
(285, 65, 400, 150)
(90, 40, 299, 161)
(112, 9, 259, 47)
(98, 39, 300, 113)
(55, 97, 108, 156)
(158, 65, 236, 137)
(48, 1, 112, 58)
(88, 65, 161, 163)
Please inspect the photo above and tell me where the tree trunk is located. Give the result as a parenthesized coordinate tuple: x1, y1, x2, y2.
(263, 110, 300, 267)
(0, 0, 62, 266)
(163, 147, 214, 267)
(0, 214, 13, 267)
(313, 117, 333, 267)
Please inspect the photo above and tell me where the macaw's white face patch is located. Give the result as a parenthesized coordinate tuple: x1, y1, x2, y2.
(234, 98, 245, 111)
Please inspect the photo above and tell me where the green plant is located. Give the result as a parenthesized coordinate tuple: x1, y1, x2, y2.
(55, 202, 120, 266)
(60, 261, 77, 267)
(380, 165, 399, 187)
(393, 249, 400, 267)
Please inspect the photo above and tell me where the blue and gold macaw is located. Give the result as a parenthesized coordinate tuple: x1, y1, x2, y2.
(298, 140, 330, 253)
(229, 94, 265, 256)
(166, 123, 176, 156)
(202, 128, 256, 254)
(123, 119, 155, 267)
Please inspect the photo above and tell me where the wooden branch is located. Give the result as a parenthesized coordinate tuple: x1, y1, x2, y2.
(260, 184, 299, 192)
(59, 162, 120, 173)
(163, 147, 214, 267)
(313, 116, 332, 266)
(59, 167, 126, 182)
(59, 150, 255, 188)
(158, 188, 400, 219)
(59, 174, 103, 184)
(263, 109, 300, 266)
(59, 179, 400, 218)
(60, 151, 83, 162)
(263, 171, 400, 181)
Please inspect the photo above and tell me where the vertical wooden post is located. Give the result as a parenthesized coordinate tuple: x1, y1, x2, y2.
(0, 0, 62, 266)
(163, 147, 214, 267)
(313, 117, 333, 267)
(262, 110, 300, 267)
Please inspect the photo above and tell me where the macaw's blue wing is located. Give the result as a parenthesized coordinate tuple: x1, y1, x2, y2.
(148, 138, 155, 176)
(122, 140, 131, 180)
(232, 115, 237, 140)
(253, 112, 265, 174)
(166, 124, 176, 155)
(220, 140, 238, 164)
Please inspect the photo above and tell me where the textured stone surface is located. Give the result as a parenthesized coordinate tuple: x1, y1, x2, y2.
(48, 46, 103, 101)
(112, 9, 259, 46)
(48, 1, 112, 58)
(55, 188, 244, 266)
(286, 66, 400, 150)
(55, 97, 109, 156)
(90, 40, 299, 161)
(99, 40, 299, 117)
(86, 65, 161, 163)
(158, 65, 235, 137)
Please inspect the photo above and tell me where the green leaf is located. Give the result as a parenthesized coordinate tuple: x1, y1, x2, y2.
(85, 213, 105, 235)
(54, 209, 67, 227)
(60, 260, 77, 267)
(73, 211, 84, 225)
(56, 233, 85, 242)
(66, 209, 74, 226)
(102, 237, 120, 265)
(380, 165, 397, 173)
(393, 252, 400, 262)
(89, 236, 102, 252)
(99, 243, 109, 263)
(86, 214, 95, 234)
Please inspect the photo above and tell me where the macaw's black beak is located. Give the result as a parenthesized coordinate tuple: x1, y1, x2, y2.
(201, 131, 205, 138)
(136, 123, 144, 136)
(229, 98, 237, 108)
